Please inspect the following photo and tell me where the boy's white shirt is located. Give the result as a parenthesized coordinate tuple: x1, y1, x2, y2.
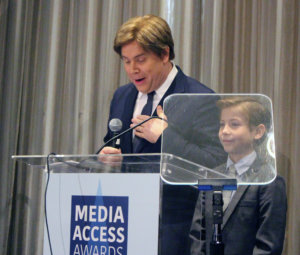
(226, 150, 257, 177)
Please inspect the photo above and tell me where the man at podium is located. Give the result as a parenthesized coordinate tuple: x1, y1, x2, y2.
(99, 15, 225, 254)
(99, 14, 215, 155)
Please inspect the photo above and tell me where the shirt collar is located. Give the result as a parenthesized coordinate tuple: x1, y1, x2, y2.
(226, 151, 257, 176)
(155, 63, 178, 100)
(136, 63, 178, 101)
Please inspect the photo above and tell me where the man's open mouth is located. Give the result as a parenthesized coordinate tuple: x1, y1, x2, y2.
(135, 78, 145, 82)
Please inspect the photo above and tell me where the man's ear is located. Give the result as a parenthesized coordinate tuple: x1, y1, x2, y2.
(162, 46, 170, 63)
(254, 124, 266, 140)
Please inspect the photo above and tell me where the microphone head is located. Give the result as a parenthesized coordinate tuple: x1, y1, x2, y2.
(109, 118, 123, 132)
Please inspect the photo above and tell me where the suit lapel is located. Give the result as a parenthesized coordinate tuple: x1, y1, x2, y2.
(205, 191, 214, 252)
(220, 157, 266, 228)
(123, 86, 138, 153)
(222, 185, 249, 228)
(153, 66, 186, 116)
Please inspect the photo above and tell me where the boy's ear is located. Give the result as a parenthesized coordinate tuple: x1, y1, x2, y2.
(254, 124, 266, 140)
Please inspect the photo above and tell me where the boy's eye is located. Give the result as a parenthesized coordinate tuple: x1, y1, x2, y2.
(230, 122, 241, 127)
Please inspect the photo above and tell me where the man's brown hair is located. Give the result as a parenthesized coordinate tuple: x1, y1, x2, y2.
(114, 14, 175, 60)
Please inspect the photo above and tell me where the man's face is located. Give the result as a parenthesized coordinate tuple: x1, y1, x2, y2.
(219, 106, 259, 162)
(121, 40, 170, 94)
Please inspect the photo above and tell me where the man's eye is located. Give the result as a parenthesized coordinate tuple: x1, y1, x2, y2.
(136, 57, 145, 63)
(121, 57, 130, 64)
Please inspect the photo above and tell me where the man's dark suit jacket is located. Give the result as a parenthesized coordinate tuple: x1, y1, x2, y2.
(103, 66, 226, 254)
(104, 67, 214, 153)
(190, 158, 287, 255)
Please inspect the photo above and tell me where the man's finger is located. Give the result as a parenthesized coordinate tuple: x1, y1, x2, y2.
(156, 105, 167, 120)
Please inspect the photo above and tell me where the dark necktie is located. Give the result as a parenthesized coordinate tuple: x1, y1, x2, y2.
(141, 91, 155, 116)
(132, 91, 155, 153)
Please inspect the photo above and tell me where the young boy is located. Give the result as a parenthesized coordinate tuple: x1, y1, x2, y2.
(190, 96, 287, 255)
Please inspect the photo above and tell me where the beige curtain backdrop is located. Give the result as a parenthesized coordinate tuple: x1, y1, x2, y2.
(0, 0, 299, 254)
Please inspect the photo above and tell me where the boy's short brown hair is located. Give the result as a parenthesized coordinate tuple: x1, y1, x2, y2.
(114, 14, 175, 60)
(216, 96, 271, 144)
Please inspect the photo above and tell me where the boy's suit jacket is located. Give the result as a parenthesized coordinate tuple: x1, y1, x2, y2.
(190, 158, 287, 255)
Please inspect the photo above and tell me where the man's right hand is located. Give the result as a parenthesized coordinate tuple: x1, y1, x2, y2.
(100, 146, 121, 155)
(98, 146, 122, 166)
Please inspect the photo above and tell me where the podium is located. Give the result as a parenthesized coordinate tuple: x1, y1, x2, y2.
(13, 153, 221, 255)
(12, 94, 278, 255)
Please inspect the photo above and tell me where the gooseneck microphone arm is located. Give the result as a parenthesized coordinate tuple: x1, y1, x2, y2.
(95, 116, 167, 154)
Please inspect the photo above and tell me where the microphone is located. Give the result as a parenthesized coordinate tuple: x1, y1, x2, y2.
(95, 116, 167, 154)
(108, 118, 123, 149)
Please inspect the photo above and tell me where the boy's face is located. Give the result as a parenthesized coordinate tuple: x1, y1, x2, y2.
(219, 106, 264, 162)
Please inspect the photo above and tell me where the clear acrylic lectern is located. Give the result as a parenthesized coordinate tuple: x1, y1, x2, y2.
(13, 153, 214, 255)
(12, 94, 277, 255)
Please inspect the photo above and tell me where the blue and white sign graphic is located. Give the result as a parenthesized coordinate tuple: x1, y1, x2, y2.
(43, 173, 159, 255)
(70, 196, 128, 255)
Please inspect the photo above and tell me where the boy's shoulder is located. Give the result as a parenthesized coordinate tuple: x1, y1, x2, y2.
(213, 156, 276, 183)
(242, 157, 276, 183)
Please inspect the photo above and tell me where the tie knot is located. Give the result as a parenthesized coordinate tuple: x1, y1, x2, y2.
(147, 91, 155, 100)
(227, 164, 236, 178)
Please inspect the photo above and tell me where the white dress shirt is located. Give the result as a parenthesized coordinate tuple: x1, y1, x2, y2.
(132, 64, 178, 118)
(226, 150, 257, 178)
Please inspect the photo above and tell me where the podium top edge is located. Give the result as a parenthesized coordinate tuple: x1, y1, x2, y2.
(11, 153, 166, 159)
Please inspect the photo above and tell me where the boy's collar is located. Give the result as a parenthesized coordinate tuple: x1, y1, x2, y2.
(227, 151, 257, 176)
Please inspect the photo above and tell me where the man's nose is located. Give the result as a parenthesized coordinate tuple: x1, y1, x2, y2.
(129, 61, 139, 74)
